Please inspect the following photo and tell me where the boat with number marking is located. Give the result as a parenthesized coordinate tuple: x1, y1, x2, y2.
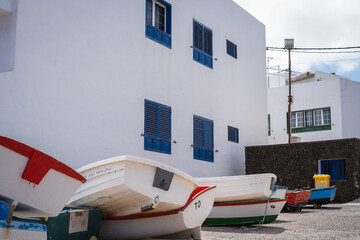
(196, 173, 277, 202)
(0, 136, 86, 218)
(68, 155, 198, 217)
(99, 185, 215, 240)
(203, 188, 286, 226)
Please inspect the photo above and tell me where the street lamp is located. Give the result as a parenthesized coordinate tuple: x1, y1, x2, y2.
(285, 38, 294, 144)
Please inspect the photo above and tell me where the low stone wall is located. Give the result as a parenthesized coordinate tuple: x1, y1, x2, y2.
(245, 138, 360, 202)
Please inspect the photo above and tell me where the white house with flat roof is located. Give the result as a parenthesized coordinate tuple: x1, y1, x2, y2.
(268, 71, 360, 144)
(0, 0, 268, 177)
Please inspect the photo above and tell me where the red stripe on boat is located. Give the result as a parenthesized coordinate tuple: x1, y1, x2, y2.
(0, 136, 86, 184)
(213, 198, 287, 207)
(105, 185, 216, 220)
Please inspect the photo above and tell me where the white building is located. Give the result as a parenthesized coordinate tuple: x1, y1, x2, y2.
(268, 71, 360, 144)
(0, 0, 268, 177)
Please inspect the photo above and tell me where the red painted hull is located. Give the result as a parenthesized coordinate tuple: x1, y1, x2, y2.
(285, 190, 311, 206)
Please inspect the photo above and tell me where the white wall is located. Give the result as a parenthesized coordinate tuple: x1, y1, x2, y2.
(0, 0, 17, 72)
(340, 79, 360, 138)
(268, 79, 343, 144)
(0, 0, 267, 177)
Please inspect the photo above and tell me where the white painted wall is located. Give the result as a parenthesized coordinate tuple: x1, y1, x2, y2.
(0, 0, 267, 177)
(268, 78, 343, 144)
(340, 79, 360, 138)
(0, 0, 17, 72)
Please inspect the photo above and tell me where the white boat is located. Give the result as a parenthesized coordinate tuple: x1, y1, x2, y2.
(99, 185, 215, 240)
(203, 188, 287, 226)
(196, 173, 277, 202)
(68, 155, 198, 217)
(0, 136, 86, 218)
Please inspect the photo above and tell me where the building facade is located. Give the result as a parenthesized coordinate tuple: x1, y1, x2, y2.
(268, 71, 360, 144)
(0, 0, 267, 177)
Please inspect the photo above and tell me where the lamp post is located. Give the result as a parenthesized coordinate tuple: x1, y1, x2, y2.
(285, 39, 294, 144)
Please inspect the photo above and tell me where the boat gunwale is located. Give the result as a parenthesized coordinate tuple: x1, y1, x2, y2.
(76, 155, 198, 185)
(196, 173, 277, 182)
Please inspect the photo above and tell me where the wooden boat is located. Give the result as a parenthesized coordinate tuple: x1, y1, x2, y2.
(0, 136, 86, 218)
(68, 155, 198, 217)
(283, 190, 311, 212)
(307, 186, 337, 208)
(196, 173, 277, 202)
(0, 200, 47, 240)
(203, 188, 286, 226)
(99, 185, 215, 240)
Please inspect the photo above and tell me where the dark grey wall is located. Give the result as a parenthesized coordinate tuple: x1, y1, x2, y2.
(245, 138, 360, 202)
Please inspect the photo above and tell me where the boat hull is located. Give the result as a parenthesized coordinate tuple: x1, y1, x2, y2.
(0, 136, 85, 217)
(196, 173, 276, 202)
(203, 198, 286, 226)
(308, 186, 337, 205)
(69, 155, 198, 217)
(99, 186, 215, 240)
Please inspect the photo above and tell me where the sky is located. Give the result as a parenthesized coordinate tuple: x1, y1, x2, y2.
(234, 0, 360, 82)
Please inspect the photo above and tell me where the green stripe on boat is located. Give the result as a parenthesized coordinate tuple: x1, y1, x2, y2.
(203, 215, 278, 226)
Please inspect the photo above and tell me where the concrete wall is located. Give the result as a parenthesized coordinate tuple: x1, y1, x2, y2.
(246, 138, 360, 203)
(0, 0, 267, 177)
(268, 78, 343, 144)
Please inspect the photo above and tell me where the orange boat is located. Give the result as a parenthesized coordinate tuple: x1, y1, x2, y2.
(283, 190, 311, 212)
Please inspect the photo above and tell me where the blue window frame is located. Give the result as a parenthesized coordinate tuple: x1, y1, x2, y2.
(193, 115, 214, 162)
(144, 99, 171, 154)
(226, 40, 237, 59)
(193, 19, 213, 69)
(321, 159, 347, 180)
(228, 126, 239, 143)
(145, 0, 172, 48)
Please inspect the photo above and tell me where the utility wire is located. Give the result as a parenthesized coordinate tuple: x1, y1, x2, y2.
(266, 46, 360, 54)
(267, 49, 360, 54)
(267, 46, 360, 50)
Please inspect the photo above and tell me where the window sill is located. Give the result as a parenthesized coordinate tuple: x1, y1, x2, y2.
(291, 124, 331, 133)
(146, 24, 171, 48)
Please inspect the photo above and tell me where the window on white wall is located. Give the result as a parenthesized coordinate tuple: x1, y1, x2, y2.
(288, 108, 331, 133)
(145, 0, 171, 48)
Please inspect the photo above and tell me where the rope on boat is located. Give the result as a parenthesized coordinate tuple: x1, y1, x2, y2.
(239, 191, 274, 232)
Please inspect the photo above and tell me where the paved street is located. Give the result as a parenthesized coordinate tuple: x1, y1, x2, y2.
(202, 199, 360, 240)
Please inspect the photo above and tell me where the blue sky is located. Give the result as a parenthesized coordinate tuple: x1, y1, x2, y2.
(235, 0, 360, 82)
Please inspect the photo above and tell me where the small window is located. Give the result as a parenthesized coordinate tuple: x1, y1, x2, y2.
(321, 159, 347, 180)
(226, 40, 237, 59)
(145, 0, 172, 48)
(193, 19, 213, 69)
(228, 126, 239, 143)
(193, 115, 214, 162)
(144, 99, 171, 154)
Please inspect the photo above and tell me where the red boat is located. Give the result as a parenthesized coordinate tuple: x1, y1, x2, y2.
(283, 190, 311, 212)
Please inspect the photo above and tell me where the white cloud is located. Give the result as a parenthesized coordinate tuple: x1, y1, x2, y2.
(233, 0, 360, 80)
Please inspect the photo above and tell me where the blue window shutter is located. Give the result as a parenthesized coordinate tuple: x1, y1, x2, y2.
(193, 20, 213, 69)
(145, 101, 158, 136)
(321, 159, 347, 180)
(193, 22, 203, 50)
(166, 4, 171, 35)
(203, 28, 212, 56)
(144, 100, 171, 154)
(194, 117, 204, 147)
(146, 0, 152, 25)
(193, 115, 213, 162)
